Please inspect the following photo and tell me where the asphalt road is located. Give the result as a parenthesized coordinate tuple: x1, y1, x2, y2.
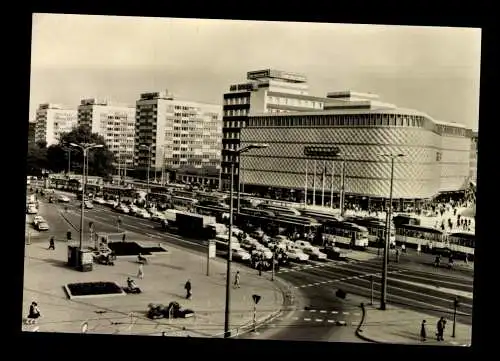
(29, 191, 474, 341)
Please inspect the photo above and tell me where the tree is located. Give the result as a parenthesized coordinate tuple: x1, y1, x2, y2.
(48, 125, 116, 177)
(26, 142, 48, 176)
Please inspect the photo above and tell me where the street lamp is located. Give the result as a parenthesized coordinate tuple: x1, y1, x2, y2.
(224, 143, 268, 338)
(379, 153, 405, 310)
(139, 144, 152, 204)
(70, 143, 104, 250)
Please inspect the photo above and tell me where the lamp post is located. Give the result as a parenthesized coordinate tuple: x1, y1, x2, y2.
(224, 143, 268, 338)
(139, 144, 152, 205)
(62, 147, 72, 175)
(379, 153, 405, 310)
(70, 143, 104, 250)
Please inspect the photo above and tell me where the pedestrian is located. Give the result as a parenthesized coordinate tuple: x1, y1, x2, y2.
(420, 320, 427, 341)
(48, 236, 55, 250)
(436, 317, 446, 341)
(122, 233, 126, 242)
(137, 263, 144, 279)
(401, 244, 406, 253)
(26, 301, 41, 324)
(416, 244, 421, 255)
(395, 249, 400, 263)
(234, 270, 241, 288)
(184, 279, 192, 299)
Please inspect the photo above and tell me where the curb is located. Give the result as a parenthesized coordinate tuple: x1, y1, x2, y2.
(211, 309, 283, 338)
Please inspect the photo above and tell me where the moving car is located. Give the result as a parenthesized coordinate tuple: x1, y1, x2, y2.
(231, 248, 252, 262)
(136, 209, 151, 219)
(36, 221, 49, 231)
(83, 200, 94, 209)
(285, 248, 309, 262)
(93, 197, 106, 205)
(57, 195, 70, 203)
(32, 216, 45, 226)
(150, 211, 166, 222)
(302, 246, 328, 260)
(128, 204, 140, 215)
(114, 204, 130, 214)
(27, 204, 38, 214)
(251, 247, 273, 260)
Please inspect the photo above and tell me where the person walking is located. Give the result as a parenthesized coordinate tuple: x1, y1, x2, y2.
(420, 320, 427, 341)
(184, 279, 192, 299)
(137, 263, 144, 279)
(234, 270, 241, 288)
(48, 236, 55, 250)
(416, 244, 421, 255)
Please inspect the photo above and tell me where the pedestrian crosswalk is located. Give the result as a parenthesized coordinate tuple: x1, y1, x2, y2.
(293, 270, 405, 289)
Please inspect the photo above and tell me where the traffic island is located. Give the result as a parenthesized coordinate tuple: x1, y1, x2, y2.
(64, 281, 127, 300)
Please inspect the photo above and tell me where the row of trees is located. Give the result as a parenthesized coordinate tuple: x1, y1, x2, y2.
(26, 125, 116, 178)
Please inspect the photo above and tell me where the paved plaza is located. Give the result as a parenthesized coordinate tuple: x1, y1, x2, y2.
(22, 235, 285, 337)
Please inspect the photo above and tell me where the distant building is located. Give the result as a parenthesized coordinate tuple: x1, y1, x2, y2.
(241, 91, 473, 209)
(34, 104, 78, 146)
(28, 121, 36, 144)
(469, 130, 478, 183)
(135, 90, 222, 183)
(78, 98, 136, 175)
(221, 69, 326, 190)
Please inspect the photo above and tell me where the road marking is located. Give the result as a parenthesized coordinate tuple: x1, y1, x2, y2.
(310, 310, 316, 312)
(354, 313, 360, 316)
(390, 278, 474, 300)
(315, 319, 323, 322)
(313, 282, 321, 286)
(327, 319, 335, 323)
(137, 222, 155, 229)
(94, 215, 107, 221)
(292, 317, 299, 320)
(145, 233, 161, 239)
(320, 310, 327, 313)
(343, 312, 350, 315)
(304, 318, 311, 321)
(331, 311, 338, 314)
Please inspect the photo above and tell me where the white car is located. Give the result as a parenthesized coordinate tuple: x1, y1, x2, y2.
(36, 221, 49, 231)
(251, 246, 273, 260)
(83, 200, 94, 209)
(27, 205, 38, 214)
(32, 216, 44, 226)
(240, 237, 260, 250)
(294, 240, 314, 250)
(136, 209, 151, 219)
(232, 248, 251, 262)
(302, 246, 328, 260)
(285, 248, 309, 262)
(150, 211, 166, 222)
(57, 195, 70, 203)
(115, 204, 130, 214)
(93, 197, 106, 205)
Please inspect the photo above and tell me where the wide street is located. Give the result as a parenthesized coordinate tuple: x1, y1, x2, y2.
(25, 190, 474, 341)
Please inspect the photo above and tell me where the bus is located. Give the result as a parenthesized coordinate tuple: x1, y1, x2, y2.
(194, 205, 230, 223)
(395, 224, 447, 253)
(170, 196, 198, 211)
(447, 231, 475, 261)
(344, 216, 396, 248)
(257, 204, 301, 216)
(321, 221, 370, 249)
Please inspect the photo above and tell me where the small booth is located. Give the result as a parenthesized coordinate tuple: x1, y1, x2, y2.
(67, 246, 94, 272)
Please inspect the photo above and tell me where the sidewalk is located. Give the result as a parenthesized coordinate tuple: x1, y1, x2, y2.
(356, 304, 472, 346)
(22, 235, 285, 337)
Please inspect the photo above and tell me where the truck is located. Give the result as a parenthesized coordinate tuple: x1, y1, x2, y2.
(175, 212, 217, 239)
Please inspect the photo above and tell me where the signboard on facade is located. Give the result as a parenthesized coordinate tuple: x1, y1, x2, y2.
(304, 146, 341, 159)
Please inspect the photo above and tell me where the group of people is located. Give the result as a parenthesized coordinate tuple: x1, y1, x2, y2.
(420, 317, 448, 342)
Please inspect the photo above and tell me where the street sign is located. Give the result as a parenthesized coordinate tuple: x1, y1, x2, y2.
(252, 294, 261, 304)
(208, 241, 216, 259)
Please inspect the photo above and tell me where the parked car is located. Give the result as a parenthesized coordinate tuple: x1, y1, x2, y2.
(36, 221, 49, 231)
(128, 204, 140, 215)
(231, 248, 251, 262)
(251, 247, 273, 260)
(285, 248, 309, 262)
(294, 240, 314, 250)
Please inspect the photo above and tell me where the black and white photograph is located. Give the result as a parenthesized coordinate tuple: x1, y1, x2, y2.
(24, 14, 480, 346)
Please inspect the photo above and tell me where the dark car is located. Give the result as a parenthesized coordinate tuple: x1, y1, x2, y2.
(147, 302, 194, 319)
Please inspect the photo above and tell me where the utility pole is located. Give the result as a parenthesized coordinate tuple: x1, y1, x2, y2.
(452, 297, 459, 338)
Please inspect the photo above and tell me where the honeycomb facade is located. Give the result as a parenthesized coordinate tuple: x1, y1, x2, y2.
(240, 110, 472, 202)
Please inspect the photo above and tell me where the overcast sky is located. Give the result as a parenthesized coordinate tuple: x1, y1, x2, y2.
(30, 14, 481, 130)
